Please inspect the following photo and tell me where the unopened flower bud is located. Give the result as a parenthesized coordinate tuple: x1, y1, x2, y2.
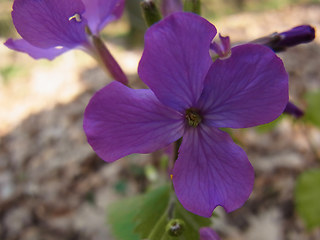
(251, 25, 315, 52)
(184, 0, 201, 15)
(278, 25, 315, 48)
(165, 219, 185, 237)
(141, 0, 162, 27)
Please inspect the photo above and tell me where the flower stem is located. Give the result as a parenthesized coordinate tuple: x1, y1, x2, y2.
(91, 35, 129, 85)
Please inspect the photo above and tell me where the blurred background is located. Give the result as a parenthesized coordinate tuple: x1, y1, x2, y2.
(0, 0, 320, 239)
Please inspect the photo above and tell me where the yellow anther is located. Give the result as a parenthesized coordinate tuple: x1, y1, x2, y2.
(69, 13, 81, 22)
(170, 174, 173, 180)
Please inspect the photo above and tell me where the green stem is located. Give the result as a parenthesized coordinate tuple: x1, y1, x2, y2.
(90, 35, 129, 85)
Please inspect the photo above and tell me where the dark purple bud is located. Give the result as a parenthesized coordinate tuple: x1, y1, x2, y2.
(278, 25, 315, 48)
(251, 25, 315, 52)
(284, 101, 304, 118)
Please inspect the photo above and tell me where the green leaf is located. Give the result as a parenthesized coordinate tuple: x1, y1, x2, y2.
(107, 195, 142, 240)
(135, 185, 211, 240)
(174, 200, 212, 240)
(295, 169, 320, 230)
(304, 90, 320, 128)
(108, 185, 212, 240)
(134, 185, 171, 238)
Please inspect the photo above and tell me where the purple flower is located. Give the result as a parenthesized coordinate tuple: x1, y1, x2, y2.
(200, 227, 221, 240)
(4, 0, 124, 60)
(84, 12, 288, 217)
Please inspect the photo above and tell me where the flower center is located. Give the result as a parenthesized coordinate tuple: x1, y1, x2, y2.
(185, 108, 202, 127)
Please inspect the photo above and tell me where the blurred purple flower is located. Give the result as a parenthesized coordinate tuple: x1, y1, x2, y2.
(4, 0, 124, 60)
(83, 12, 288, 217)
(200, 227, 221, 240)
(161, 0, 183, 16)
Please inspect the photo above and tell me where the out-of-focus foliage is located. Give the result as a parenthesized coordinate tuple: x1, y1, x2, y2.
(255, 115, 283, 133)
(304, 90, 320, 128)
(201, 0, 320, 19)
(0, 65, 22, 84)
(107, 185, 211, 240)
(135, 185, 171, 239)
(107, 195, 141, 240)
(295, 169, 320, 230)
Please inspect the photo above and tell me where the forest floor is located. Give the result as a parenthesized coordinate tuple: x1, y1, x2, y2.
(1, 3, 320, 240)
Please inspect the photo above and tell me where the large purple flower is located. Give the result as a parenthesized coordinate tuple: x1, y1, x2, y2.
(84, 12, 288, 217)
(4, 0, 124, 60)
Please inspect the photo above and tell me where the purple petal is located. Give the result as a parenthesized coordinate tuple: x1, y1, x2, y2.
(161, 0, 183, 17)
(172, 125, 254, 217)
(82, 0, 125, 35)
(200, 227, 221, 240)
(138, 12, 216, 112)
(83, 81, 184, 162)
(210, 34, 231, 59)
(4, 39, 69, 60)
(197, 44, 288, 128)
(12, 0, 88, 49)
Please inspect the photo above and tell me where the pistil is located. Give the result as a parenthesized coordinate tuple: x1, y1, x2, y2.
(185, 108, 202, 127)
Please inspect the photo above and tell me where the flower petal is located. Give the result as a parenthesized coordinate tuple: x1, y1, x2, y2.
(4, 39, 69, 60)
(197, 44, 288, 128)
(82, 0, 125, 35)
(12, 0, 88, 49)
(138, 12, 216, 112)
(84, 81, 184, 162)
(172, 125, 254, 217)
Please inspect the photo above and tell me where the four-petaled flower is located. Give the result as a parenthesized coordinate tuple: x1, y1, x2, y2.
(4, 0, 124, 60)
(83, 12, 288, 217)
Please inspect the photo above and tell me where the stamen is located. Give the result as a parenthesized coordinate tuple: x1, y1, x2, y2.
(185, 108, 202, 127)
(210, 33, 231, 60)
(69, 13, 81, 22)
